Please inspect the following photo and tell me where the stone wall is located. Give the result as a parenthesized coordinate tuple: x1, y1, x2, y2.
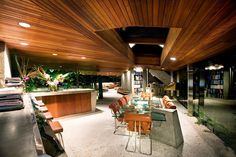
(0, 42, 12, 87)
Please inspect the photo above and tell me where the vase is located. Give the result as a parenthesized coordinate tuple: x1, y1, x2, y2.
(48, 84, 58, 91)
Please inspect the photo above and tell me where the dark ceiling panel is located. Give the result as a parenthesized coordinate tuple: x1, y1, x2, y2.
(117, 27, 169, 40)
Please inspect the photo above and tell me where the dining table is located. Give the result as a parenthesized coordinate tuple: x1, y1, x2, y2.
(121, 95, 183, 147)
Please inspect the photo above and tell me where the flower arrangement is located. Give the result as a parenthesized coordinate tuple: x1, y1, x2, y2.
(36, 67, 69, 91)
(15, 56, 38, 91)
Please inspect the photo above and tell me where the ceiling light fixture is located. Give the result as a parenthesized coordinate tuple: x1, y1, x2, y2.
(159, 44, 164, 48)
(81, 56, 86, 59)
(52, 53, 58, 56)
(20, 42, 28, 46)
(18, 22, 31, 28)
(205, 64, 224, 70)
(134, 66, 143, 72)
(170, 57, 176, 61)
(129, 43, 135, 48)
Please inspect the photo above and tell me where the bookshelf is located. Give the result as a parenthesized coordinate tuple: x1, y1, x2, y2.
(133, 71, 143, 94)
(207, 70, 223, 98)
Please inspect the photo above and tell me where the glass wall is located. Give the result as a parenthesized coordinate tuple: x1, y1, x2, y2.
(177, 51, 236, 153)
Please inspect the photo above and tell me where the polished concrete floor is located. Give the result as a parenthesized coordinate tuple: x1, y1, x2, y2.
(57, 90, 236, 157)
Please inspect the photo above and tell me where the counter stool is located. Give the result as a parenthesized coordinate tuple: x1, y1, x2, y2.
(34, 100, 45, 107)
(43, 112, 53, 120)
(35, 105, 48, 112)
(48, 121, 64, 147)
(31, 95, 45, 106)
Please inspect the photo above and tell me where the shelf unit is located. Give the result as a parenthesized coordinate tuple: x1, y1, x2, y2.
(207, 70, 224, 98)
(133, 71, 143, 94)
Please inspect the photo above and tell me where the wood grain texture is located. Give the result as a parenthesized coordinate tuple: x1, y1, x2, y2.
(0, 0, 235, 72)
(135, 56, 160, 66)
(42, 93, 91, 118)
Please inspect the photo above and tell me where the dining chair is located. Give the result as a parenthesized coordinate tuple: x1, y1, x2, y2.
(123, 95, 130, 105)
(124, 112, 152, 155)
(117, 97, 127, 107)
(108, 102, 125, 134)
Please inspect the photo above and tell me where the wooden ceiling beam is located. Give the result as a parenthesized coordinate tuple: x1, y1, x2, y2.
(160, 28, 182, 66)
(95, 29, 134, 61)
(135, 56, 160, 66)
(31, 0, 134, 64)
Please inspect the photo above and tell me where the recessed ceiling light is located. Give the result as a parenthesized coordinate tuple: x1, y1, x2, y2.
(159, 44, 164, 48)
(18, 22, 31, 28)
(129, 43, 135, 48)
(52, 53, 58, 56)
(20, 42, 28, 46)
(170, 57, 176, 61)
(81, 56, 86, 59)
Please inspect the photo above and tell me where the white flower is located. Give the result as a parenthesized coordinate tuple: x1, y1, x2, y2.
(44, 74, 51, 80)
(47, 81, 53, 86)
(53, 80, 59, 85)
(56, 74, 64, 83)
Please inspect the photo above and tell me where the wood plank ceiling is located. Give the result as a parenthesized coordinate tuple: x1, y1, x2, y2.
(0, 0, 236, 75)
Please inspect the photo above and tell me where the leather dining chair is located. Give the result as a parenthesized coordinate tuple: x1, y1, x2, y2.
(117, 97, 127, 107)
(124, 112, 152, 155)
(108, 102, 125, 134)
(123, 95, 130, 104)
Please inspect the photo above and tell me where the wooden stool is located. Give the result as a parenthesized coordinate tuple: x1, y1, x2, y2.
(43, 112, 53, 120)
(48, 121, 64, 147)
(34, 100, 45, 107)
(37, 106, 48, 112)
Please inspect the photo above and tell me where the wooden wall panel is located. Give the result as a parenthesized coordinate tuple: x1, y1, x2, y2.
(42, 93, 91, 118)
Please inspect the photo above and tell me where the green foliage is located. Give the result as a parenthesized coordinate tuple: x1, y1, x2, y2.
(12, 59, 121, 92)
(25, 77, 47, 92)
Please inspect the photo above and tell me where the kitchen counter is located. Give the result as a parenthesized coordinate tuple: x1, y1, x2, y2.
(31, 88, 95, 97)
(31, 88, 97, 118)
(0, 94, 44, 157)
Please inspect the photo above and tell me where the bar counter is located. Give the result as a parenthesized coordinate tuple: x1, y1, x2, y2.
(0, 94, 44, 157)
(31, 88, 97, 118)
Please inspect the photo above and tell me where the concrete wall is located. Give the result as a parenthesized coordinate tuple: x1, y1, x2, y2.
(0, 42, 11, 87)
(151, 108, 184, 147)
(121, 70, 133, 92)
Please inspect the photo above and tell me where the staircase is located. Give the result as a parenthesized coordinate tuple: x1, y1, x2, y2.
(149, 69, 171, 85)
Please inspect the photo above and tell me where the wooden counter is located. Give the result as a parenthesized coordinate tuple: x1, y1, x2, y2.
(31, 89, 97, 118)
